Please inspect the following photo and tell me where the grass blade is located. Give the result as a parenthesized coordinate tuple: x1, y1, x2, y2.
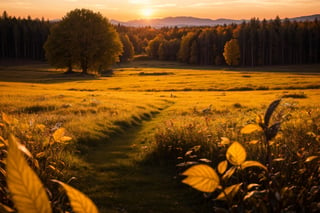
(241, 161, 267, 171)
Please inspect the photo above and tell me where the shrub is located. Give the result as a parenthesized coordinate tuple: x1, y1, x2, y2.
(149, 100, 320, 212)
(0, 113, 98, 212)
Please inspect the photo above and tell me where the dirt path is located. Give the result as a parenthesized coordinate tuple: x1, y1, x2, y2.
(75, 114, 196, 213)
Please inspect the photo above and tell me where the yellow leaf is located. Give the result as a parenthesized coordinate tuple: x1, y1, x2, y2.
(241, 124, 263, 134)
(33, 159, 40, 170)
(305, 156, 318, 163)
(217, 160, 228, 174)
(48, 165, 63, 176)
(0, 136, 7, 146)
(247, 183, 260, 190)
(18, 143, 33, 158)
(241, 161, 267, 171)
(182, 164, 220, 193)
(36, 124, 46, 132)
(222, 166, 236, 182)
(273, 158, 285, 162)
(53, 128, 66, 142)
(1, 112, 12, 125)
(220, 137, 230, 145)
(216, 183, 242, 200)
(61, 136, 72, 142)
(0, 203, 15, 213)
(7, 134, 52, 213)
(269, 141, 275, 146)
(36, 152, 46, 158)
(226, 142, 247, 166)
(53, 180, 99, 213)
(0, 167, 6, 176)
(248, 140, 259, 145)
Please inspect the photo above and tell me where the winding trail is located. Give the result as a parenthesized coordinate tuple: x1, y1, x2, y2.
(75, 109, 196, 213)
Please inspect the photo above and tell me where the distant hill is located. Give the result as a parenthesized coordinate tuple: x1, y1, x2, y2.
(290, 14, 320, 22)
(111, 14, 320, 28)
(111, 16, 244, 28)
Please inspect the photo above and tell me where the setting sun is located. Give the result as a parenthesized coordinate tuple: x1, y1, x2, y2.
(141, 8, 153, 18)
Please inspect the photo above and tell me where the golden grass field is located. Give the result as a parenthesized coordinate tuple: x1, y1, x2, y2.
(0, 61, 319, 212)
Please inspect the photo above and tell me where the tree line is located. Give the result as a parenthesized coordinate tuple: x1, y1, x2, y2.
(137, 17, 320, 66)
(0, 11, 51, 60)
(1, 10, 319, 67)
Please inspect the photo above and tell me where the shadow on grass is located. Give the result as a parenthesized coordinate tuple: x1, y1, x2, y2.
(0, 63, 109, 84)
(119, 60, 320, 74)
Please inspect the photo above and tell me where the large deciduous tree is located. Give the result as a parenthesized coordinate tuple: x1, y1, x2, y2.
(44, 9, 123, 74)
(223, 38, 240, 66)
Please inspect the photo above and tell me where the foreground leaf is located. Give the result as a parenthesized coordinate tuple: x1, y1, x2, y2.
(248, 140, 259, 145)
(17, 143, 33, 158)
(220, 137, 230, 145)
(182, 164, 220, 193)
(216, 183, 242, 201)
(0, 136, 8, 146)
(53, 128, 67, 142)
(0, 203, 15, 213)
(305, 156, 318, 163)
(7, 134, 52, 213)
(241, 124, 263, 134)
(217, 160, 228, 174)
(1, 112, 12, 125)
(247, 183, 260, 190)
(273, 158, 285, 162)
(226, 142, 247, 166)
(241, 161, 267, 171)
(264, 99, 281, 127)
(222, 166, 236, 182)
(61, 136, 72, 142)
(53, 180, 99, 213)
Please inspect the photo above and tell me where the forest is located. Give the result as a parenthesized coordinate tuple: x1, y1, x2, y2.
(1, 10, 320, 66)
(0, 11, 50, 60)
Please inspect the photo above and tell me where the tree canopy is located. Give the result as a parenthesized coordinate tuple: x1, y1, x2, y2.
(223, 39, 240, 66)
(44, 9, 123, 74)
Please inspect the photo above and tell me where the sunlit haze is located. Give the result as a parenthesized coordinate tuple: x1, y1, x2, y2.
(0, 0, 319, 21)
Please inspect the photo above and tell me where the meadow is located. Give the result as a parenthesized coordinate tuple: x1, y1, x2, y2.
(0, 61, 319, 212)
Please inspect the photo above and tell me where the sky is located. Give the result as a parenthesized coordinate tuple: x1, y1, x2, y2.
(0, 0, 319, 21)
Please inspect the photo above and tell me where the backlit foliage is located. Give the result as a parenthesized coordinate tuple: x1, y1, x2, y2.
(223, 38, 240, 66)
(182, 164, 220, 193)
(7, 134, 52, 213)
(182, 141, 266, 200)
(1, 113, 99, 213)
(44, 9, 123, 74)
(153, 100, 319, 212)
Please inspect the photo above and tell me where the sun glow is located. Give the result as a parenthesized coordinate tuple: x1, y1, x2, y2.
(141, 8, 153, 18)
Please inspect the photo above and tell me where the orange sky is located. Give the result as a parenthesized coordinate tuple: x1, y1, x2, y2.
(1, 0, 319, 21)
